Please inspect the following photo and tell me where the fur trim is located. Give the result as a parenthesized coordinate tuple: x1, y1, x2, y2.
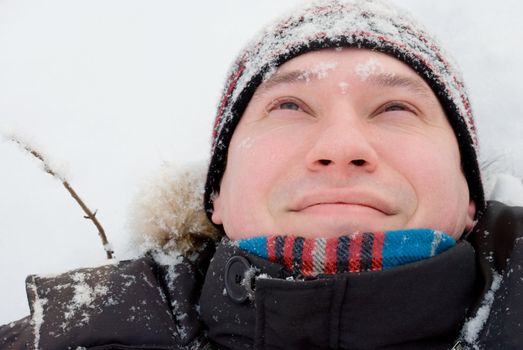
(128, 161, 221, 256)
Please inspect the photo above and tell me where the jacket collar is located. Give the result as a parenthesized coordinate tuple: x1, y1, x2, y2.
(200, 239, 479, 350)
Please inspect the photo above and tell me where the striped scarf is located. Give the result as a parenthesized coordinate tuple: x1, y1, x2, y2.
(236, 229, 455, 277)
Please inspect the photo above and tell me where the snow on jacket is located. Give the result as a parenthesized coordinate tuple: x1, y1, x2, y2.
(1, 164, 522, 349)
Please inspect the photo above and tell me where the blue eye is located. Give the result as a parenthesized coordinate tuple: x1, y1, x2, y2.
(266, 97, 311, 116)
(278, 101, 300, 111)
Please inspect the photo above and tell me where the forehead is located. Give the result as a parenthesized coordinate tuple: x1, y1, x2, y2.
(254, 48, 435, 99)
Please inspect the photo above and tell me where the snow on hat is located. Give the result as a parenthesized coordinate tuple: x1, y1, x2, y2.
(204, 0, 485, 223)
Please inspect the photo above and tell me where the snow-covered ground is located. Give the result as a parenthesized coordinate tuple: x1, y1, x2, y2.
(1, 0, 522, 324)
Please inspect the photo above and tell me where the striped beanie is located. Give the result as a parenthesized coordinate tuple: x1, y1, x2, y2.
(204, 0, 485, 223)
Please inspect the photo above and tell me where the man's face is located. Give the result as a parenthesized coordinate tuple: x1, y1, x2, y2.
(212, 48, 476, 240)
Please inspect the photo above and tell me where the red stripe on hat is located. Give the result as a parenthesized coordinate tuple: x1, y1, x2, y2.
(267, 236, 277, 263)
(325, 238, 338, 274)
(212, 62, 246, 141)
(371, 231, 385, 271)
(349, 232, 364, 272)
(301, 238, 315, 277)
(283, 236, 296, 271)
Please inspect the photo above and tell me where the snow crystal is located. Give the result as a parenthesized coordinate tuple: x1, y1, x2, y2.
(141, 274, 155, 288)
(2, 129, 70, 182)
(300, 61, 338, 82)
(460, 271, 503, 346)
(121, 273, 137, 288)
(237, 136, 255, 150)
(62, 272, 109, 325)
(241, 266, 258, 300)
(256, 273, 271, 280)
(151, 249, 183, 267)
(28, 281, 47, 350)
(355, 57, 384, 81)
(172, 301, 190, 340)
(150, 249, 184, 293)
(430, 231, 443, 256)
(261, 65, 278, 83)
(338, 81, 350, 94)
(195, 303, 201, 315)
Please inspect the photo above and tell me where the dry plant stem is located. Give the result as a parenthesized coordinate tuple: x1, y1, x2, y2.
(9, 137, 114, 259)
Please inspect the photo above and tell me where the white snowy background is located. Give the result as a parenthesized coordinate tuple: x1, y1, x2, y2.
(1, 0, 522, 324)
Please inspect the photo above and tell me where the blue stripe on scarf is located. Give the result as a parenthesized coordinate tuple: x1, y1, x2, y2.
(237, 229, 456, 274)
(238, 236, 268, 258)
(381, 229, 455, 269)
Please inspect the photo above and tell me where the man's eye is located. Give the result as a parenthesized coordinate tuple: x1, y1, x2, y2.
(277, 101, 300, 111)
(376, 101, 420, 117)
(266, 98, 307, 114)
(383, 103, 409, 112)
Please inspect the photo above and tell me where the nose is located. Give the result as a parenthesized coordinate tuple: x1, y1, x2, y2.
(305, 113, 378, 174)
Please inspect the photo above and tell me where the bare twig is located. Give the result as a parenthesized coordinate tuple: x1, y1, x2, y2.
(6, 135, 114, 259)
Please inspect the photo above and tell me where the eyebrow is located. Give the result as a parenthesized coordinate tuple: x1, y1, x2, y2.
(366, 72, 433, 98)
(254, 70, 308, 97)
(253, 69, 434, 100)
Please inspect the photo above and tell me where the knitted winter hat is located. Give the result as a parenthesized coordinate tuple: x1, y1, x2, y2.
(204, 0, 485, 222)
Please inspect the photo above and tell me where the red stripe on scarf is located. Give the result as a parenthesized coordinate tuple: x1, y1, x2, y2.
(301, 238, 315, 276)
(349, 232, 364, 272)
(283, 236, 296, 271)
(372, 231, 385, 271)
(325, 238, 338, 274)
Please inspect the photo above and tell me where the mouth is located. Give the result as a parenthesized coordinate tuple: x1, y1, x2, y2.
(290, 190, 394, 216)
(296, 203, 388, 218)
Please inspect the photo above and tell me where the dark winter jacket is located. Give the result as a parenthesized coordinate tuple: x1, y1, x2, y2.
(1, 201, 522, 350)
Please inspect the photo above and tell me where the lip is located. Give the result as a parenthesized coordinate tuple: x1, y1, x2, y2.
(289, 189, 394, 215)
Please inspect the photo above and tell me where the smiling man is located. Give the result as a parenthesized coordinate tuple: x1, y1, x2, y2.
(212, 49, 475, 240)
(2, 1, 523, 349)
(199, 0, 522, 348)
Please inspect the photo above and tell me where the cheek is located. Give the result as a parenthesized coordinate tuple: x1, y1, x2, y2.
(419, 143, 463, 195)
(220, 131, 300, 236)
(228, 133, 293, 190)
(230, 118, 312, 180)
(378, 129, 462, 191)
(381, 135, 469, 233)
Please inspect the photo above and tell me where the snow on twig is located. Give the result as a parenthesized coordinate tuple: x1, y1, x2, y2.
(4, 133, 114, 259)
